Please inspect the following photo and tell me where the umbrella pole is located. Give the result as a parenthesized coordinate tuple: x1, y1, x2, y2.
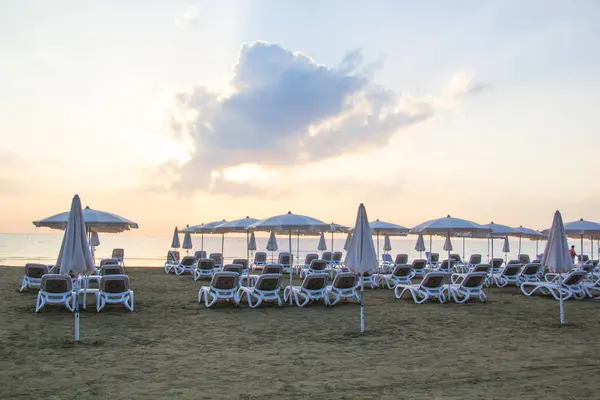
(429, 235, 432, 264)
(221, 234, 225, 265)
(376, 232, 380, 271)
(360, 272, 365, 333)
(331, 232, 334, 254)
(591, 237, 594, 262)
(559, 275, 565, 325)
(289, 230, 293, 305)
(518, 236, 522, 257)
(536, 240, 539, 257)
(447, 233, 451, 291)
(246, 231, 250, 276)
(201, 233, 204, 251)
(74, 277, 80, 343)
(462, 237, 465, 262)
(296, 231, 300, 268)
(580, 235, 584, 265)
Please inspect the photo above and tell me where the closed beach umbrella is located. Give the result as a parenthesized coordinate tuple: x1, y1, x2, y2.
(248, 231, 257, 251)
(443, 236, 453, 252)
(541, 211, 572, 325)
(317, 232, 327, 252)
(383, 234, 392, 252)
(171, 227, 181, 249)
(343, 232, 353, 251)
(55, 194, 95, 342)
(415, 233, 426, 258)
(345, 204, 378, 333)
(502, 236, 510, 262)
(182, 231, 193, 255)
(266, 231, 278, 262)
(90, 231, 100, 263)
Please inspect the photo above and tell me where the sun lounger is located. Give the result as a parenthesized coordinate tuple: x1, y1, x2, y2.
(446, 272, 487, 303)
(380, 253, 394, 273)
(100, 258, 119, 267)
(518, 254, 531, 265)
(20, 263, 49, 292)
(412, 259, 427, 278)
(376, 264, 414, 289)
(111, 248, 125, 266)
(326, 272, 360, 305)
(322, 251, 333, 266)
(490, 258, 504, 274)
(198, 272, 240, 307)
(97, 275, 134, 312)
(36, 274, 74, 312)
(296, 253, 319, 275)
(394, 254, 409, 266)
(164, 251, 180, 274)
(209, 253, 223, 270)
(300, 259, 328, 278)
(394, 272, 447, 304)
(278, 252, 293, 274)
(518, 263, 541, 283)
(332, 251, 343, 266)
(194, 250, 207, 259)
(174, 256, 197, 276)
(194, 258, 216, 281)
(247, 263, 283, 286)
(284, 273, 329, 307)
(100, 264, 125, 276)
(521, 270, 587, 300)
(452, 264, 491, 285)
(238, 273, 283, 308)
(428, 253, 440, 268)
(490, 264, 522, 287)
(253, 252, 267, 269)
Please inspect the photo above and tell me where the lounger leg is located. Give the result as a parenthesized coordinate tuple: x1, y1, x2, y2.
(35, 292, 44, 312)
(20, 277, 27, 292)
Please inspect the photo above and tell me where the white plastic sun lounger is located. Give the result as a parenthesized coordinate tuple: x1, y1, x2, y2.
(238, 273, 283, 308)
(395, 272, 447, 304)
(20, 263, 49, 292)
(283, 273, 329, 307)
(36, 274, 74, 312)
(198, 272, 240, 307)
(326, 272, 360, 305)
(375, 264, 414, 289)
(521, 270, 587, 300)
(96, 275, 134, 312)
(446, 272, 487, 303)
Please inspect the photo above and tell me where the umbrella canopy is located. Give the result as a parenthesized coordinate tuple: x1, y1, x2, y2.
(34, 206, 138, 233)
(317, 232, 327, 251)
(91, 232, 100, 247)
(370, 220, 409, 235)
(213, 217, 260, 233)
(182, 232, 193, 249)
(515, 226, 546, 239)
(179, 224, 200, 233)
(266, 232, 278, 251)
(415, 233, 426, 252)
(561, 218, 600, 238)
(56, 195, 95, 276)
(250, 211, 329, 232)
(248, 231, 257, 251)
(443, 236, 453, 251)
(343, 232, 353, 251)
(410, 215, 491, 235)
(194, 220, 227, 233)
(328, 223, 350, 233)
(502, 236, 510, 253)
(383, 234, 392, 252)
(484, 222, 519, 237)
(171, 227, 181, 248)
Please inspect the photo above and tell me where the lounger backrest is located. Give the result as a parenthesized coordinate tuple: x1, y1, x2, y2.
(395, 254, 408, 265)
(304, 253, 319, 265)
(40, 274, 72, 293)
(168, 251, 180, 262)
(302, 274, 328, 290)
(254, 252, 267, 263)
(222, 264, 243, 275)
(421, 273, 445, 289)
(278, 252, 292, 266)
(472, 264, 491, 274)
(507, 260, 521, 266)
(194, 250, 207, 259)
(211, 272, 239, 290)
(181, 256, 196, 266)
(232, 259, 249, 270)
(256, 274, 282, 291)
(262, 264, 282, 275)
(391, 264, 412, 278)
(100, 258, 119, 267)
(439, 260, 452, 270)
(563, 271, 586, 286)
(469, 254, 482, 265)
(430, 253, 439, 263)
(521, 263, 539, 276)
(462, 272, 487, 288)
(112, 248, 124, 259)
(491, 258, 504, 269)
(412, 259, 427, 269)
(309, 259, 328, 271)
(580, 255, 589, 262)
(197, 258, 215, 270)
(332, 272, 358, 289)
(333, 251, 343, 262)
(209, 253, 223, 265)
(322, 252, 333, 262)
(518, 254, 530, 264)
(101, 275, 130, 293)
(502, 264, 521, 277)
(450, 254, 461, 263)
(101, 265, 124, 275)
(382, 253, 393, 263)
(25, 263, 49, 278)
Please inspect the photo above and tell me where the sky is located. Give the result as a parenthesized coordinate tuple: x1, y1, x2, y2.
(1, 0, 599, 235)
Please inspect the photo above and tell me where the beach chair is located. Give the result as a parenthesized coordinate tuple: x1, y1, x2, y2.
(96, 275, 134, 312)
(490, 263, 522, 287)
(194, 250, 207, 259)
(326, 272, 360, 305)
(300, 259, 328, 278)
(380, 253, 394, 273)
(100, 258, 119, 267)
(452, 264, 491, 285)
(446, 272, 488, 303)
(253, 252, 267, 269)
(450, 253, 462, 264)
(36, 274, 74, 312)
(284, 273, 329, 307)
(579, 255, 589, 264)
(518, 263, 541, 284)
(428, 253, 440, 268)
(582, 277, 600, 299)
(222, 263, 243, 275)
(376, 264, 414, 289)
(20, 263, 49, 292)
(209, 253, 223, 270)
(521, 270, 587, 300)
(111, 248, 125, 266)
(332, 251, 343, 266)
(394, 254, 409, 266)
(247, 263, 283, 286)
(412, 259, 428, 278)
(322, 251, 333, 266)
(394, 272, 447, 304)
(359, 271, 379, 289)
(164, 251, 180, 274)
(238, 273, 283, 308)
(174, 256, 197, 276)
(100, 264, 125, 276)
(278, 252, 293, 274)
(297, 253, 319, 275)
(490, 258, 504, 274)
(193, 258, 216, 281)
(518, 254, 531, 265)
(198, 272, 240, 307)
(437, 259, 455, 274)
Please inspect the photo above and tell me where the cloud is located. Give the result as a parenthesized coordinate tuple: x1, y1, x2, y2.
(174, 5, 200, 27)
(168, 41, 443, 195)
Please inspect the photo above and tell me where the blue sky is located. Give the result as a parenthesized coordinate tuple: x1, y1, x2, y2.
(1, 0, 599, 234)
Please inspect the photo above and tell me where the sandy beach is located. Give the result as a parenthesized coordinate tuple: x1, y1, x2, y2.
(1, 265, 599, 399)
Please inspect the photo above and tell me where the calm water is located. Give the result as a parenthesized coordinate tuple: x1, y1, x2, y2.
(0, 232, 588, 267)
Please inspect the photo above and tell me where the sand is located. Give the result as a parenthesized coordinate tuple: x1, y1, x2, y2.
(1, 266, 599, 399)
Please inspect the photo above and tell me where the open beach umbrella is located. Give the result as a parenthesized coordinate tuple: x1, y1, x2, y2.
(345, 204, 378, 333)
(415, 233, 426, 258)
(250, 211, 329, 304)
(383, 234, 392, 253)
(343, 232, 353, 251)
(541, 211, 572, 325)
(370, 220, 409, 264)
(55, 195, 95, 342)
(34, 206, 138, 233)
(317, 232, 327, 253)
(266, 232, 278, 262)
(502, 236, 510, 262)
(171, 227, 181, 249)
(484, 222, 519, 265)
(562, 218, 600, 263)
(182, 230, 193, 255)
(327, 223, 350, 255)
(514, 226, 546, 258)
(214, 217, 260, 267)
(195, 220, 227, 259)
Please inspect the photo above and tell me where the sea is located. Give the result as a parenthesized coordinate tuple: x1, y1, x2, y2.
(0, 232, 575, 267)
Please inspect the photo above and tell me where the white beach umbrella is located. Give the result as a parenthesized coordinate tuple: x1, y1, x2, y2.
(251, 211, 329, 304)
(562, 218, 600, 263)
(195, 219, 227, 259)
(171, 227, 181, 249)
(214, 217, 260, 266)
(343, 232, 353, 251)
(415, 233, 426, 258)
(541, 211, 572, 325)
(514, 226, 546, 257)
(317, 232, 327, 252)
(55, 195, 95, 342)
(484, 222, 520, 264)
(34, 206, 138, 233)
(266, 231, 278, 262)
(383, 234, 392, 252)
(345, 204, 378, 333)
(502, 236, 510, 262)
(370, 219, 409, 264)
